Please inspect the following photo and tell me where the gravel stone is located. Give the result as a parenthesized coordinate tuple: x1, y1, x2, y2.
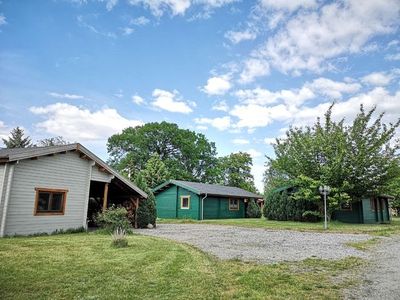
(136, 223, 371, 264)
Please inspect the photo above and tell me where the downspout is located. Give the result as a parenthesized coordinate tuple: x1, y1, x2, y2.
(0, 162, 15, 237)
(201, 193, 207, 220)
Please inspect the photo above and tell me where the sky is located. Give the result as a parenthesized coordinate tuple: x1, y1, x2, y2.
(0, 0, 400, 191)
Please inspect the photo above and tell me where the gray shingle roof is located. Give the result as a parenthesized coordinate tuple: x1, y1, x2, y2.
(0, 143, 147, 198)
(154, 179, 263, 198)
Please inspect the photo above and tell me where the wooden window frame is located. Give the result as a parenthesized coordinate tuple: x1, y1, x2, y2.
(228, 198, 240, 211)
(34, 188, 68, 216)
(180, 195, 190, 210)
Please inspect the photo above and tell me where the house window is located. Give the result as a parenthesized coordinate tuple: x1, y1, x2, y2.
(340, 202, 352, 211)
(34, 188, 68, 215)
(181, 196, 190, 209)
(229, 198, 239, 211)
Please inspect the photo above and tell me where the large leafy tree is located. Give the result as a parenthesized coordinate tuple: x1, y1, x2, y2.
(219, 152, 258, 193)
(265, 105, 400, 216)
(107, 122, 219, 183)
(2, 127, 32, 148)
(37, 136, 68, 147)
(141, 153, 170, 189)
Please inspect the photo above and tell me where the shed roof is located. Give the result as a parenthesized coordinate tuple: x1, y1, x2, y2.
(153, 179, 263, 198)
(0, 143, 147, 198)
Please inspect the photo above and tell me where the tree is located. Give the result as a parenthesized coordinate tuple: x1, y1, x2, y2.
(134, 172, 157, 228)
(37, 136, 68, 147)
(2, 127, 32, 148)
(107, 122, 219, 183)
(265, 105, 400, 218)
(246, 199, 262, 218)
(219, 152, 258, 193)
(141, 153, 170, 189)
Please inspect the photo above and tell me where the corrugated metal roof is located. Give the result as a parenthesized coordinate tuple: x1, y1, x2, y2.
(154, 179, 263, 198)
(0, 144, 147, 198)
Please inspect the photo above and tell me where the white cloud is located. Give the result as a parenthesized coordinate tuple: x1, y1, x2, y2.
(225, 30, 257, 44)
(132, 94, 145, 105)
(245, 148, 262, 158)
(121, 27, 134, 35)
(385, 53, 400, 61)
(0, 120, 11, 143)
(0, 14, 6, 26)
(307, 77, 361, 99)
(232, 138, 249, 145)
(361, 70, 399, 86)
(212, 100, 229, 112)
(48, 92, 85, 100)
(194, 116, 231, 131)
(257, 0, 400, 74)
(105, 0, 118, 11)
(30, 103, 143, 141)
(203, 76, 231, 95)
(239, 58, 270, 84)
(151, 88, 193, 113)
(130, 16, 150, 26)
(260, 0, 318, 12)
(114, 89, 124, 98)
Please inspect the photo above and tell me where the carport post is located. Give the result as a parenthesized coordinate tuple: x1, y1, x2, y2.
(102, 183, 109, 212)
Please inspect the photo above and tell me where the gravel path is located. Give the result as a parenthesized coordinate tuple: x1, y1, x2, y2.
(136, 224, 370, 264)
(345, 235, 400, 300)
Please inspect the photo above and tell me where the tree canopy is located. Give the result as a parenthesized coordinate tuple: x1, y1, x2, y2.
(107, 122, 219, 183)
(265, 105, 400, 213)
(2, 127, 32, 148)
(37, 136, 68, 147)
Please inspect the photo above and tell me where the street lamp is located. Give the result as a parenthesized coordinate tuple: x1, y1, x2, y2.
(319, 185, 331, 230)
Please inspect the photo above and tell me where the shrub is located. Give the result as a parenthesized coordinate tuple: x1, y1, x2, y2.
(111, 228, 128, 248)
(302, 211, 322, 223)
(96, 206, 132, 233)
(246, 199, 262, 218)
(134, 173, 157, 228)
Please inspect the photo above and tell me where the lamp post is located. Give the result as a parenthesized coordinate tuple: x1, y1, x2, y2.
(319, 185, 331, 230)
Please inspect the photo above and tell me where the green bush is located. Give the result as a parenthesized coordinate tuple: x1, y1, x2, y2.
(263, 190, 319, 222)
(134, 173, 157, 228)
(302, 211, 322, 223)
(96, 206, 132, 233)
(246, 199, 262, 218)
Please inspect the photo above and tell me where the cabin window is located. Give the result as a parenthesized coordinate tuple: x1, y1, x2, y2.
(181, 196, 190, 209)
(229, 198, 239, 211)
(340, 202, 352, 211)
(34, 188, 68, 215)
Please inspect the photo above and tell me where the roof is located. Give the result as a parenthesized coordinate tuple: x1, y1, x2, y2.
(153, 179, 263, 199)
(0, 143, 147, 198)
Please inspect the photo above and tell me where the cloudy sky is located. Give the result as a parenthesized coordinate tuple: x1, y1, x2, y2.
(0, 0, 400, 190)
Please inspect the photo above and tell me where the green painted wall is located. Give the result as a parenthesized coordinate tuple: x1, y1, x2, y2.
(362, 198, 390, 224)
(203, 197, 245, 219)
(156, 185, 178, 218)
(333, 201, 363, 223)
(177, 187, 200, 220)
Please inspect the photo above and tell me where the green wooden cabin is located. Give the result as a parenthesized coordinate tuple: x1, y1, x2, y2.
(153, 180, 263, 220)
(333, 196, 392, 224)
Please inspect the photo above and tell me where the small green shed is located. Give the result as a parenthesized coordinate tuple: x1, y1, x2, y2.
(153, 180, 263, 220)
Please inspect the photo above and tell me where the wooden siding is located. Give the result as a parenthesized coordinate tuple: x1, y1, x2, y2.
(91, 166, 113, 183)
(156, 185, 178, 218)
(333, 201, 363, 223)
(203, 197, 245, 219)
(176, 187, 200, 220)
(4, 152, 91, 235)
(0, 164, 6, 232)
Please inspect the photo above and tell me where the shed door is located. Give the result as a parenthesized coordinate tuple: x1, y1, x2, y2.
(203, 198, 219, 219)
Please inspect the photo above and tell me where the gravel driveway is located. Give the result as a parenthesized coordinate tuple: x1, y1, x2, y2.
(136, 224, 370, 264)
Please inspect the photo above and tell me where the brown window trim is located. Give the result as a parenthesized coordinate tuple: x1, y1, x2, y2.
(180, 195, 190, 209)
(228, 198, 240, 211)
(34, 188, 68, 216)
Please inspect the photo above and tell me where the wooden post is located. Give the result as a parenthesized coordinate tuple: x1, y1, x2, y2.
(134, 198, 139, 229)
(102, 183, 109, 212)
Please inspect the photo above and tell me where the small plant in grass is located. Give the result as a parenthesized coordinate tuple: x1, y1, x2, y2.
(96, 206, 132, 233)
(111, 227, 128, 248)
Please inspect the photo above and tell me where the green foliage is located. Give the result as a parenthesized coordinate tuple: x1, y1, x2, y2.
(265, 104, 400, 211)
(107, 121, 219, 183)
(134, 172, 157, 228)
(95, 206, 132, 233)
(2, 127, 32, 148)
(111, 228, 128, 248)
(218, 152, 258, 193)
(263, 190, 319, 222)
(37, 136, 68, 147)
(246, 199, 262, 218)
(141, 153, 170, 189)
(302, 211, 322, 223)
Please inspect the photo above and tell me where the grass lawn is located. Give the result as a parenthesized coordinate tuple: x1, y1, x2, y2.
(0, 232, 362, 300)
(158, 217, 400, 236)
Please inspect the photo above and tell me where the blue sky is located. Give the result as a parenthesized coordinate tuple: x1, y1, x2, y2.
(0, 0, 400, 190)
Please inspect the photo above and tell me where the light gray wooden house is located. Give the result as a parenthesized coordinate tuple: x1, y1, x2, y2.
(0, 144, 147, 237)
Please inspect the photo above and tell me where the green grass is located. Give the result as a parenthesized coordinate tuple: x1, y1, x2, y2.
(159, 217, 400, 236)
(0, 233, 363, 300)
